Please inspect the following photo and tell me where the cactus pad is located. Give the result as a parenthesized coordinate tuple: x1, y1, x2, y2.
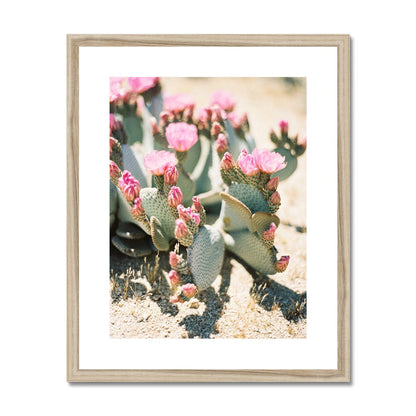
(187, 225, 225, 290)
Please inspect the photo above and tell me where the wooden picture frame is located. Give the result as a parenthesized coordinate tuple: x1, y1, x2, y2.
(67, 34, 350, 382)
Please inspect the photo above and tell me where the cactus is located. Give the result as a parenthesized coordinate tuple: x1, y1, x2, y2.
(109, 82, 305, 300)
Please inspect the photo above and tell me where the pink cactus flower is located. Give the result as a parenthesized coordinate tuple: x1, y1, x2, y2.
(276, 255, 290, 272)
(150, 116, 159, 135)
(191, 212, 201, 226)
(177, 204, 192, 223)
(198, 107, 212, 128)
(270, 191, 281, 205)
(168, 270, 181, 286)
(262, 222, 277, 241)
(252, 148, 287, 174)
(215, 133, 228, 154)
(211, 121, 222, 136)
(169, 251, 180, 268)
(237, 149, 259, 176)
(165, 122, 198, 152)
(109, 114, 120, 133)
(266, 176, 279, 191)
(164, 165, 178, 185)
(175, 219, 189, 239)
(109, 78, 124, 102)
(211, 90, 236, 112)
(181, 283, 197, 298)
(279, 120, 289, 136)
(127, 77, 159, 94)
(109, 160, 120, 179)
(227, 111, 247, 130)
(192, 196, 202, 212)
(168, 186, 183, 208)
(164, 93, 195, 114)
(143, 150, 177, 176)
(131, 197, 144, 217)
(220, 152, 235, 171)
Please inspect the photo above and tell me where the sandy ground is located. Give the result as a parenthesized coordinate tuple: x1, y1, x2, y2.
(110, 77, 306, 339)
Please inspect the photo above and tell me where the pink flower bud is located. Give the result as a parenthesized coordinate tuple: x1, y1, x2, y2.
(169, 251, 180, 268)
(109, 160, 120, 178)
(191, 212, 200, 226)
(159, 111, 170, 126)
(220, 152, 235, 171)
(181, 283, 197, 299)
(266, 176, 279, 191)
(131, 197, 144, 217)
(211, 105, 224, 122)
(175, 219, 188, 239)
(168, 186, 183, 208)
(298, 136, 307, 148)
(279, 120, 289, 136)
(168, 270, 181, 286)
(123, 182, 141, 202)
(270, 191, 281, 205)
(150, 116, 159, 135)
(177, 204, 192, 223)
(169, 294, 183, 304)
(276, 256, 290, 272)
(262, 222, 277, 241)
(215, 133, 228, 154)
(211, 121, 222, 136)
(164, 165, 178, 185)
(192, 196, 202, 212)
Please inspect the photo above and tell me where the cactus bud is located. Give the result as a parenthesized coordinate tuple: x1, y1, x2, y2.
(168, 186, 183, 208)
(220, 152, 235, 170)
(131, 197, 144, 217)
(181, 283, 197, 299)
(150, 116, 159, 135)
(191, 212, 201, 226)
(122, 182, 141, 202)
(270, 191, 281, 205)
(164, 165, 178, 185)
(169, 251, 180, 268)
(168, 270, 181, 286)
(266, 176, 279, 191)
(211, 105, 224, 123)
(211, 121, 222, 136)
(159, 111, 170, 127)
(298, 136, 307, 148)
(169, 294, 183, 304)
(191, 196, 202, 212)
(215, 133, 228, 154)
(177, 204, 192, 223)
(279, 120, 289, 136)
(276, 255, 290, 272)
(109, 160, 120, 179)
(262, 222, 277, 241)
(175, 219, 188, 239)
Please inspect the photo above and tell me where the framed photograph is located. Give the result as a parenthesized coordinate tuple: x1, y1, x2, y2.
(67, 34, 350, 382)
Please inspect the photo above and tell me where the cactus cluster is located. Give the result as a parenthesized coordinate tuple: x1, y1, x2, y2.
(109, 78, 306, 302)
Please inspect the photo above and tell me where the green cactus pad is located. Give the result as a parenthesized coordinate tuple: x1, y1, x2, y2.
(176, 168, 196, 206)
(121, 144, 148, 188)
(122, 114, 144, 145)
(220, 192, 253, 231)
(187, 225, 225, 290)
(225, 230, 278, 275)
(110, 181, 118, 228)
(271, 147, 298, 181)
(182, 137, 202, 173)
(191, 135, 213, 194)
(251, 212, 280, 235)
(111, 235, 153, 258)
(227, 183, 270, 213)
(140, 188, 176, 240)
(150, 216, 170, 251)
